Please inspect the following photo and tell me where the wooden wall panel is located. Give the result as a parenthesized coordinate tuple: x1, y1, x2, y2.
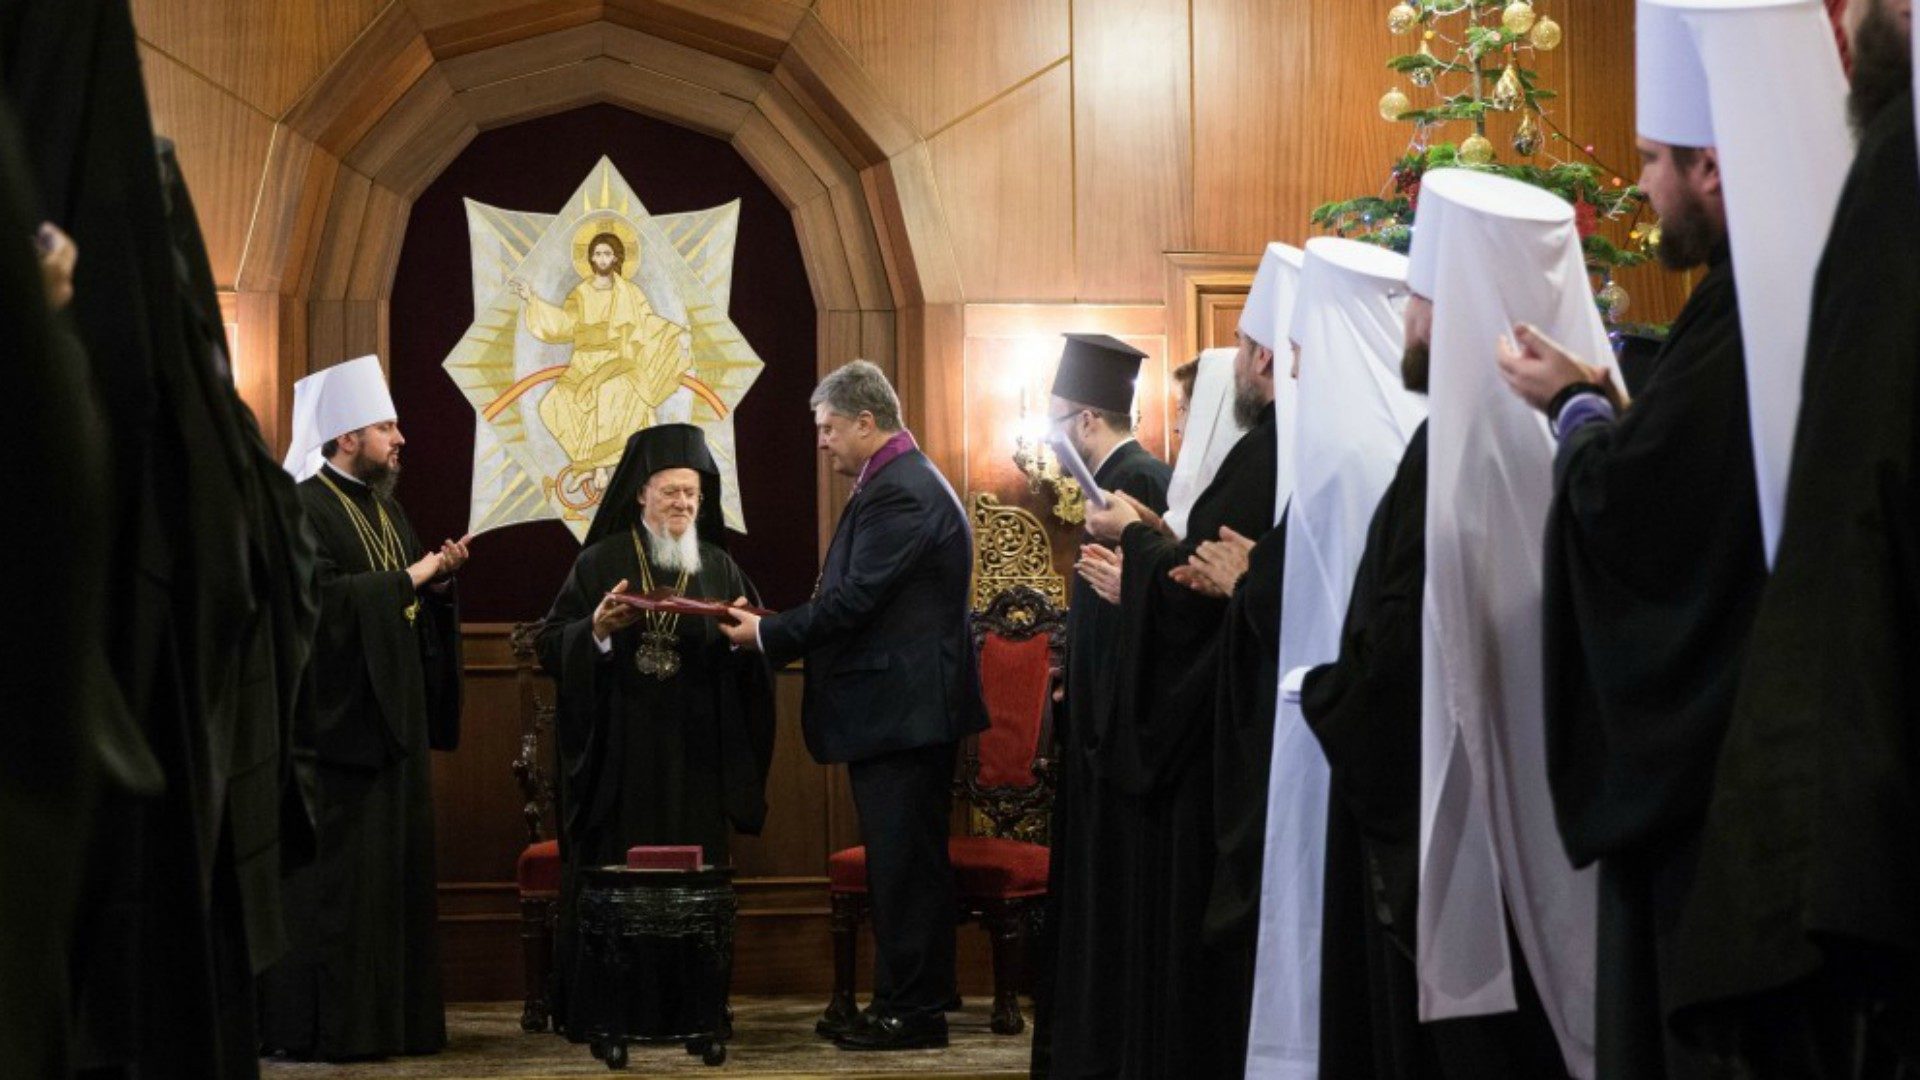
(927, 63, 1074, 303)
(732, 111, 826, 209)
(811, 0, 936, 135)
(131, 0, 388, 117)
(311, 168, 370, 303)
(236, 129, 339, 295)
(410, 0, 603, 59)
(924, 0, 1069, 137)
(895, 302, 967, 491)
(451, 59, 609, 131)
(773, 16, 917, 170)
(596, 54, 756, 138)
(347, 69, 477, 201)
(1072, 0, 1193, 302)
(793, 194, 860, 311)
(864, 144, 963, 307)
(1191, 0, 1315, 253)
(437, 23, 604, 91)
(601, 0, 808, 71)
(815, 0, 1069, 139)
(601, 23, 772, 101)
(232, 292, 306, 453)
(283, 5, 435, 158)
(348, 183, 408, 302)
(138, 45, 276, 289)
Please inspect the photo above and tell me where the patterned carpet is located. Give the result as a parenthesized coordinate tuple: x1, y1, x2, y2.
(260, 999, 1033, 1079)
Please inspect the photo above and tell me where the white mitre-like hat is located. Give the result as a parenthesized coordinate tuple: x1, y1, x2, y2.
(1238, 242, 1306, 352)
(1636, 0, 1716, 146)
(282, 355, 399, 481)
(1644, 0, 1849, 563)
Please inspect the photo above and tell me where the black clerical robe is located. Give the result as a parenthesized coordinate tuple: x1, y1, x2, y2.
(1202, 511, 1286, 1074)
(1304, 428, 1430, 1080)
(0, 89, 143, 1080)
(258, 468, 460, 1060)
(1664, 92, 1920, 1068)
(1082, 403, 1276, 1080)
(1039, 439, 1170, 1080)
(537, 534, 775, 1038)
(1306, 425, 1571, 1080)
(7, 6, 317, 1076)
(1543, 247, 1762, 1079)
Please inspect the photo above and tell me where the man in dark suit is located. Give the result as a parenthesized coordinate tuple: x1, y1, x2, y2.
(722, 360, 986, 1051)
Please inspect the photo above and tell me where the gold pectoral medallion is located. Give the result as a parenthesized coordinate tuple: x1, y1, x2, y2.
(634, 629, 681, 681)
(629, 526, 691, 682)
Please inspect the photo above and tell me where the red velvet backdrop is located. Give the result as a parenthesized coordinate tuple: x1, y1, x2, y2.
(388, 104, 820, 621)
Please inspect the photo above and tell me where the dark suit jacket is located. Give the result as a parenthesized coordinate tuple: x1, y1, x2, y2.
(760, 448, 988, 764)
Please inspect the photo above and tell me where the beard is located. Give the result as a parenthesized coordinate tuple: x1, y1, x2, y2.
(1849, 1, 1912, 137)
(643, 521, 704, 577)
(1401, 338, 1431, 394)
(1654, 187, 1721, 272)
(1231, 375, 1267, 429)
(352, 446, 399, 498)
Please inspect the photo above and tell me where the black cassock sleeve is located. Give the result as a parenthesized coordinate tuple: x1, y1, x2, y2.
(1542, 258, 1766, 868)
(536, 542, 623, 843)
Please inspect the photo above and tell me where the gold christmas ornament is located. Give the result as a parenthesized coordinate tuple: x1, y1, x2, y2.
(1502, 1, 1537, 35)
(1459, 133, 1495, 165)
(1379, 87, 1413, 121)
(1410, 39, 1437, 87)
(1491, 62, 1525, 111)
(1388, 2, 1420, 34)
(1530, 15, 1563, 50)
(1597, 280, 1630, 320)
(1513, 112, 1542, 155)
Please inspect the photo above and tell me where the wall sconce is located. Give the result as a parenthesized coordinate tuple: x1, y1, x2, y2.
(1012, 388, 1087, 525)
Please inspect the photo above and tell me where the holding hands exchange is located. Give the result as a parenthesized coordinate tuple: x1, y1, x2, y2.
(592, 578, 643, 642)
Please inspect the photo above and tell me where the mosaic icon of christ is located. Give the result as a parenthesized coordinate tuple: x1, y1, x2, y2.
(508, 224, 692, 471)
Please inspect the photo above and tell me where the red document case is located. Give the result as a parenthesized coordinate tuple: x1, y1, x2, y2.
(611, 590, 774, 619)
(626, 845, 705, 871)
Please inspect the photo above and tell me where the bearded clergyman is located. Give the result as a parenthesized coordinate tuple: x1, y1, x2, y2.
(535, 423, 775, 1040)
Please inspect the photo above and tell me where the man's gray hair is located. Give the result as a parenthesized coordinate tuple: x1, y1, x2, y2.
(810, 359, 903, 431)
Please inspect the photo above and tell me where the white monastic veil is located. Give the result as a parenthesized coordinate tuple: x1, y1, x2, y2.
(1413, 169, 1608, 1080)
(1644, 0, 1849, 564)
(1164, 349, 1245, 539)
(1244, 238, 1424, 1080)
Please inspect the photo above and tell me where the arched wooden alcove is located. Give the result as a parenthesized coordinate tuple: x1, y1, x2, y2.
(180, 1, 966, 541)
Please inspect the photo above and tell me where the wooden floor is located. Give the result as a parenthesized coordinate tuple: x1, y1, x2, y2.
(260, 999, 1033, 1079)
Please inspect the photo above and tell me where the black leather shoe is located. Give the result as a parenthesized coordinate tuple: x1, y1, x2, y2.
(814, 1007, 873, 1040)
(833, 1012, 949, 1051)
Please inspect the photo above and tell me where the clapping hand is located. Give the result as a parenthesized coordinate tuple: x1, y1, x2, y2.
(1075, 543, 1124, 605)
(1170, 526, 1255, 599)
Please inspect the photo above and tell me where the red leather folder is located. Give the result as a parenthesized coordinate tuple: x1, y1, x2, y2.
(626, 845, 705, 871)
(611, 589, 774, 619)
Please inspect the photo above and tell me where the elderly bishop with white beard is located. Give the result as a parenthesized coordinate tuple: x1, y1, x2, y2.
(536, 423, 776, 1040)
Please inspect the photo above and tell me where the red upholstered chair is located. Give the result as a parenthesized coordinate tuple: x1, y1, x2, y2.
(508, 621, 561, 1033)
(822, 583, 1065, 1036)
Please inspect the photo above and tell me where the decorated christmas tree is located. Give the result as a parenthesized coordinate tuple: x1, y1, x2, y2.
(1313, 0, 1657, 325)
